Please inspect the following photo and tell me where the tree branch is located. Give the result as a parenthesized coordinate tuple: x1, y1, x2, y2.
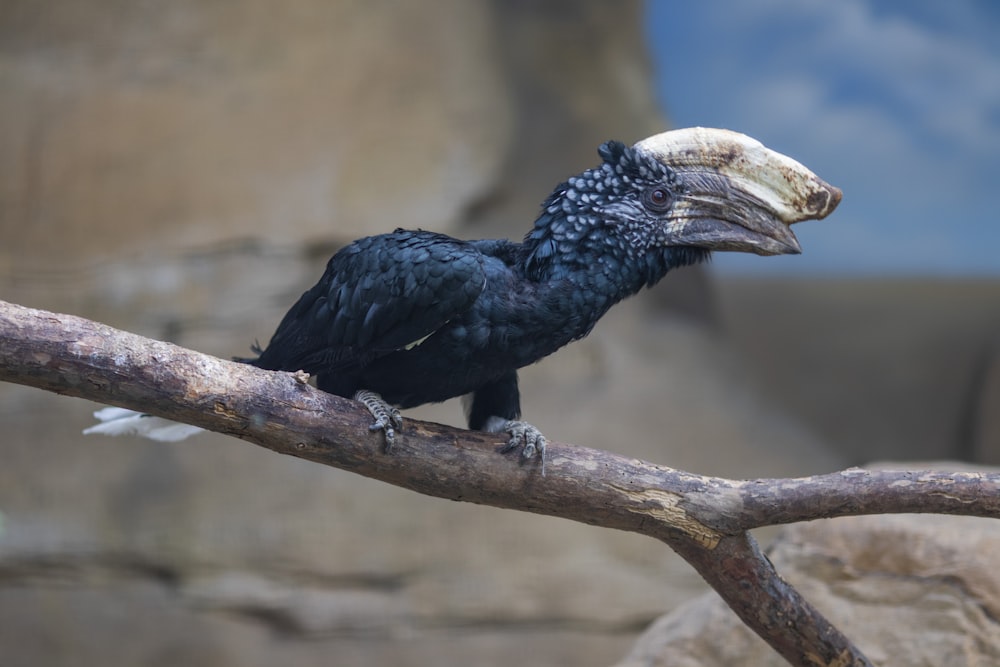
(3, 298, 998, 666)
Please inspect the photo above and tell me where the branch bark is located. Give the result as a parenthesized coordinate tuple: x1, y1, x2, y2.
(3, 298, 999, 666)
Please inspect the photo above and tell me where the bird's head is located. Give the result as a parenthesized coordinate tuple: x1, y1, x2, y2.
(629, 127, 841, 255)
(525, 127, 841, 282)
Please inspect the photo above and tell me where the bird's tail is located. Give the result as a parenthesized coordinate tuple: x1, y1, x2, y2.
(83, 407, 204, 442)
(231, 340, 264, 365)
(85, 343, 264, 441)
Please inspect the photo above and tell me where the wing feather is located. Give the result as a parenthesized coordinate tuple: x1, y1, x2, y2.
(251, 230, 486, 373)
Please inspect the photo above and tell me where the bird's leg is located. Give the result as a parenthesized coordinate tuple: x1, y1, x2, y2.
(353, 389, 403, 451)
(465, 371, 546, 474)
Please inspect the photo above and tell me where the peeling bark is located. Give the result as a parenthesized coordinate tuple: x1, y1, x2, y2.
(4, 299, 1000, 666)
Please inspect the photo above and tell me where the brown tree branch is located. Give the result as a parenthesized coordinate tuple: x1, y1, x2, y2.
(3, 298, 999, 666)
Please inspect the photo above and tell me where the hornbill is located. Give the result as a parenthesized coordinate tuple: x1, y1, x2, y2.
(87, 128, 841, 472)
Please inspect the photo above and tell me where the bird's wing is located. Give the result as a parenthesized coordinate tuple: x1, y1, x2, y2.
(253, 231, 486, 372)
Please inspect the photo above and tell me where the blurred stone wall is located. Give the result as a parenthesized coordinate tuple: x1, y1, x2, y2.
(1, 0, 711, 346)
(2, 1, 511, 261)
(3, 2, 996, 665)
(3, 2, 836, 665)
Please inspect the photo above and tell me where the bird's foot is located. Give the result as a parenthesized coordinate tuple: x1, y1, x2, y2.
(487, 418, 547, 476)
(353, 390, 403, 452)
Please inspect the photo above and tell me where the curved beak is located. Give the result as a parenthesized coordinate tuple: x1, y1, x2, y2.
(634, 128, 842, 256)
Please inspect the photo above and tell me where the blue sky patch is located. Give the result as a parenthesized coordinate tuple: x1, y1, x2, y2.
(646, 0, 1000, 274)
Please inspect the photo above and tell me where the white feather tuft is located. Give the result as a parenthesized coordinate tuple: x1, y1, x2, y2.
(83, 407, 204, 442)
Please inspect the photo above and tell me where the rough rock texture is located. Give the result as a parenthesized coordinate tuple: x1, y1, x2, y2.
(617, 509, 1000, 667)
(3, 2, 997, 666)
(0, 2, 815, 666)
(0, 1, 512, 259)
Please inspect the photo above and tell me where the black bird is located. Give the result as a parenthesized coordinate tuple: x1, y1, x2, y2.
(86, 128, 841, 473)
(241, 128, 842, 470)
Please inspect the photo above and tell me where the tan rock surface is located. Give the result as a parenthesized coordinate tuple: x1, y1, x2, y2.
(1, 1, 512, 261)
(6, 2, 996, 666)
(0, 2, 766, 665)
(618, 510, 1000, 667)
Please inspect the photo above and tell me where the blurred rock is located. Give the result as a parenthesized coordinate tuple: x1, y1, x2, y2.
(3, 0, 995, 663)
(618, 509, 1000, 667)
(643, 264, 721, 328)
(0, 0, 512, 263)
(971, 336, 1000, 464)
(0, 2, 773, 666)
(462, 0, 665, 240)
(717, 278, 1000, 465)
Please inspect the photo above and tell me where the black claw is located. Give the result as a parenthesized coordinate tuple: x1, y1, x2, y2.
(499, 439, 519, 454)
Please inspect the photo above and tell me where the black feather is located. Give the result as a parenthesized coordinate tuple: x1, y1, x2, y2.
(245, 142, 711, 426)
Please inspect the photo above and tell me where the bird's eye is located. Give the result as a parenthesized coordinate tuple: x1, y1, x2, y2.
(643, 186, 673, 212)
